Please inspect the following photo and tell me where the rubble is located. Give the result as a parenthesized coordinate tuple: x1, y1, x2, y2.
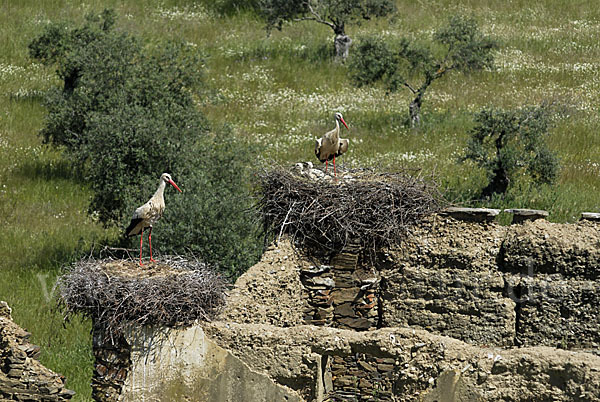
(0, 301, 75, 401)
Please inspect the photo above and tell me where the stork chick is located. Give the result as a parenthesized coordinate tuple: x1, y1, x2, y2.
(315, 112, 349, 176)
(125, 173, 182, 266)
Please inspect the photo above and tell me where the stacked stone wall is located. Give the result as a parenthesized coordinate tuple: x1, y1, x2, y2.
(301, 243, 379, 331)
(0, 301, 74, 401)
(91, 329, 131, 401)
(324, 354, 399, 401)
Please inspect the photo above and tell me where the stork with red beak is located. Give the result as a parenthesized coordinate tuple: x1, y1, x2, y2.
(125, 173, 182, 266)
(315, 112, 349, 176)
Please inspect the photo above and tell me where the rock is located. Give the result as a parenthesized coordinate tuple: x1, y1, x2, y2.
(337, 317, 372, 330)
(0, 301, 12, 319)
(377, 363, 395, 372)
(580, 212, 600, 221)
(7, 368, 24, 378)
(301, 265, 331, 275)
(357, 361, 377, 373)
(334, 375, 357, 387)
(303, 276, 335, 288)
(504, 208, 548, 224)
(442, 207, 501, 223)
(331, 288, 360, 304)
(333, 303, 355, 318)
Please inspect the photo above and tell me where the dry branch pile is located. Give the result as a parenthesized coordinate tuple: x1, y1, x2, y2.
(257, 166, 443, 256)
(56, 256, 227, 340)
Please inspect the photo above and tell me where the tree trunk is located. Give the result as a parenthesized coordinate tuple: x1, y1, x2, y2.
(482, 131, 510, 198)
(334, 34, 352, 62)
(409, 96, 422, 128)
(481, 164, 510, 198)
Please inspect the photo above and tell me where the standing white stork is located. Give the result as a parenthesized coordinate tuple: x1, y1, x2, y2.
(125, 173, 182, 266)
(315, 112, 349, 176)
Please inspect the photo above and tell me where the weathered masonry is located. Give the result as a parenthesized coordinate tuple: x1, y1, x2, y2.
(86, 211, 600, 401)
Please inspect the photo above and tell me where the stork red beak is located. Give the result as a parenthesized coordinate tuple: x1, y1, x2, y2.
(340, 117, 349, 130)
(169, 179, 182, 192)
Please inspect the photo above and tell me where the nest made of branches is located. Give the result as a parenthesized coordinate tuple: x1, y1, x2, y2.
(257, 166, 444, 257)
(56, 255, 227, 342)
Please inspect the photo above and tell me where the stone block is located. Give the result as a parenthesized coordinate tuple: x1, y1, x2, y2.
(357, 361, 377, 373)
(337, 317, 373, 330)
(302, 276, 335, 288)
(504, 208, 548, 224)
(333, 303, 355, 318)
(331, 288, 361, 304)
(330, 251, 359, 271)
(7, 369, 24, 378)
(580, 212, 600, 222)
(441, 207, 500, 223)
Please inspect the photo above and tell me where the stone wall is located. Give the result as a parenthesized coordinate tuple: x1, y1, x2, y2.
(325, 354, 398, 401)
(381, 214, 516, 346)
(91, 329, 131, 401)
(87, 213, 600, 401)
(0, 301, 75, 401)
(301, 242, 380, 331)
(204, 323, 600, 402)
(297, 215, 600, 350)
(500, 220, 600, 348)
(204, 214, 600, 401)
(256, 215, 600, 399)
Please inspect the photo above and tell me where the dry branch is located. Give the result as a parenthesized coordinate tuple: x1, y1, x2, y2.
(257, 166, 444, 256)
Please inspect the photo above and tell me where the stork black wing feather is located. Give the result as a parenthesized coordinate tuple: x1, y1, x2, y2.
(125, 218, 144, 237)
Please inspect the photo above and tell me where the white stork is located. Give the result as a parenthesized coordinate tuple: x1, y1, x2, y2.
(125, 173, 182, 266)
(315, 112, 349, 176)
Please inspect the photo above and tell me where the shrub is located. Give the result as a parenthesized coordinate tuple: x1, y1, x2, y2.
(462, 104, 560, 198)
(29, 10, 261, 278)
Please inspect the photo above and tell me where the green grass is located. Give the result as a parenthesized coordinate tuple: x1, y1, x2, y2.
(2, 0, 600, 399)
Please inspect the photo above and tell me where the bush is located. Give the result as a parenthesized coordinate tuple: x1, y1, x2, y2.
(462, 104, 560, 198)
(29, 10, 261, 278)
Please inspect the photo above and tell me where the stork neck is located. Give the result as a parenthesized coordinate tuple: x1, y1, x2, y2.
(333, 119, 341, 141)
(153, 179, 167, 200)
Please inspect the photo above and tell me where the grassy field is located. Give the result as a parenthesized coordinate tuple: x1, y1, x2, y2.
(1, 0, 600, 399)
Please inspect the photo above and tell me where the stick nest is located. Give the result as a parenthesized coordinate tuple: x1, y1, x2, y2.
(56, 255, 227, 341)
(257, 166, 444, 256)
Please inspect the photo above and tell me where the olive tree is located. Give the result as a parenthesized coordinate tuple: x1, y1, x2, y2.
(29, 10, 261, 278)
(462, 105, 560, 198)
(259, 0, 396, 60)
(349, 15, 496, 126)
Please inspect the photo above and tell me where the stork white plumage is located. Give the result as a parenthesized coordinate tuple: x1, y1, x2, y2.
(125, 173, 182, 266)
(315, 112, 349, 176)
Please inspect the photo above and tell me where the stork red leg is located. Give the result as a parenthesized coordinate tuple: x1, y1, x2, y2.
(325, 159, 328, 173)
(139, 228, 144, 266)
(333, 154, 337, 177)
(149, 227, 155, 263)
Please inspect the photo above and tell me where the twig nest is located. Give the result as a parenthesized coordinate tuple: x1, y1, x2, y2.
(257, 164, 443, 256)
(56, 256, 227, 341)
